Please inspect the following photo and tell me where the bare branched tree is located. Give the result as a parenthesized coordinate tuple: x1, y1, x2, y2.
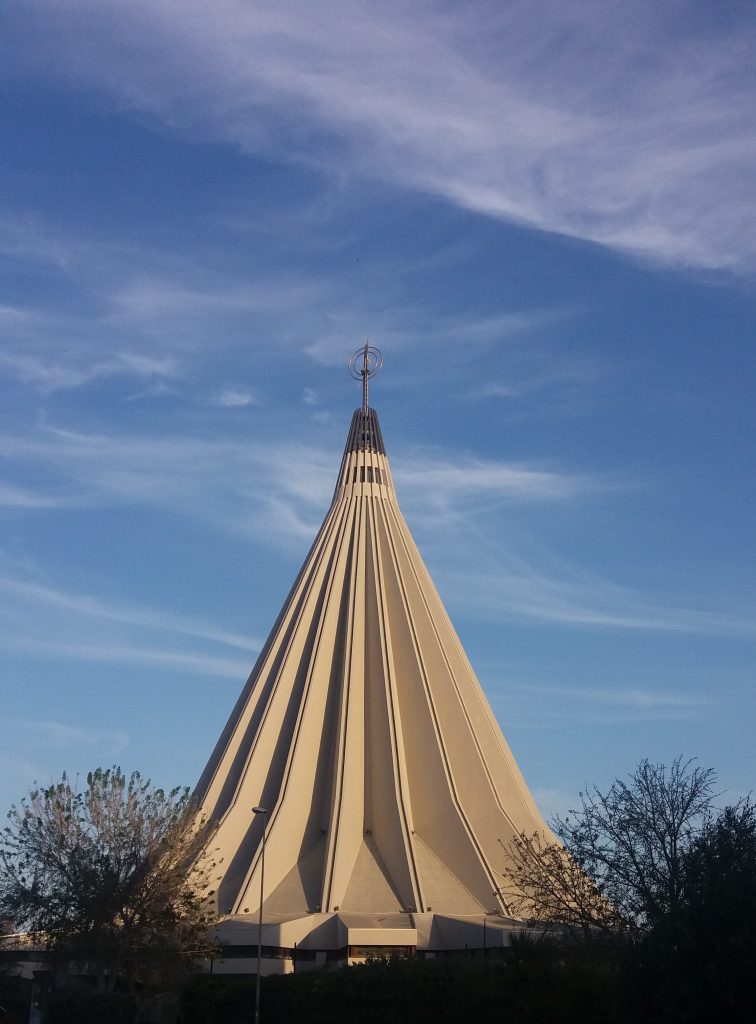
(500, 757, 717, 934)
(499, 831, 624, 936)
(0, 767, 217, 995)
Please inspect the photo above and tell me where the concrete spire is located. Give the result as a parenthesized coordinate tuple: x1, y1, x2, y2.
(195, 365, 551, 961)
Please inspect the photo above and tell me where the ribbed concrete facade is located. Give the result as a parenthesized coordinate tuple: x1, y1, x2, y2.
(195, 406, 550, 959)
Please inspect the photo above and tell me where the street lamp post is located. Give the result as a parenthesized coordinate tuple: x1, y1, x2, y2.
(252, 806, 269, 1024)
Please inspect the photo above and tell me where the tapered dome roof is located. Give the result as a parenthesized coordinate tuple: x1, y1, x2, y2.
(195, 396, 549, 942)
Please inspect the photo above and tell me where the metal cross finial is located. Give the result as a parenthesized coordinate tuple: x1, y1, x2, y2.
(348, 342, 383, 412)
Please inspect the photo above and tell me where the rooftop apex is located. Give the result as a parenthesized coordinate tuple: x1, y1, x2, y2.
(344, 407, 386, 455)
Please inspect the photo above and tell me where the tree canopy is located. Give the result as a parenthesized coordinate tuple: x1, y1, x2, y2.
(0, 767, 216, 994)
(501, 757, 756, 1023)
(502, 756, 717, 933)
(638, 797, 756, 1022)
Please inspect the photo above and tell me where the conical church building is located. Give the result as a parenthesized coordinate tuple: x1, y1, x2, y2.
(196, 348, 551, 970)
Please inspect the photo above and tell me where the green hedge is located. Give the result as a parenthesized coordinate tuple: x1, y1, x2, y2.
(0, 975, 29, 1023)
(47, 989, 137, 1024)
(180, 951, 621, 1024)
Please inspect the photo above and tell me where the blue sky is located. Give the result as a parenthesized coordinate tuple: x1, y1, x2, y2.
(0, 1, 754, 820)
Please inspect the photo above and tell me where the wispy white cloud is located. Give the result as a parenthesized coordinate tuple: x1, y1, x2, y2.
(0, 575, 260, 653)
(126, 380, 180, 402)
(0, 348, 179, 395)
(490, 680, 712, 735)
(449, 311, 572, 343)
(4, 1, 755, 269)
(476, 383, 517, 399)
(115, 353, 177, 377)
(0, 212, 77, 269)
(211, 388, 259, 408)
(2, 636, 249, 679)
(0, 482, 73, 509)
(468, 353, 601, 403)
(394, 456, 593, 504)
(0, 214, 343, 400)
(0, 424, 334, 543)
(511, 682, 711, 711)
(0, 206, 581, 421)
(437, 555, 756, 637)
(532, 787, 578, 824)
(0, 424, 592, 547)
(2, 421, 749, 640)
(303, 306, 566, 367)
(10, 719, 129, 754)
(111, 277, 325, 321)
(0, 549, 259, 679)
(0, 754, 52, 802)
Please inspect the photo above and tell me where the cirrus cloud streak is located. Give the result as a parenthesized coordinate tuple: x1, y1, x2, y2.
(3, 1, 756, 270)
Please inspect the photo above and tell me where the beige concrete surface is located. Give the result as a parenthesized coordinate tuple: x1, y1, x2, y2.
(194, 406, 550, 952)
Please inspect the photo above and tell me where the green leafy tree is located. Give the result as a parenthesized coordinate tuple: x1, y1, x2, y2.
(0, 767, 216, 995)
(634, 798, 756, 1023)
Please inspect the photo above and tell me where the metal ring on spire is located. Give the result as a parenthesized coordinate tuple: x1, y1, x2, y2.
(348, 343, 383, 413)
(348, 344, 383, 381)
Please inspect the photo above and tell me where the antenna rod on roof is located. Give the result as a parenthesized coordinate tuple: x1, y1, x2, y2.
(362, 342, 369, 413)
(348, 342, 383, 412)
